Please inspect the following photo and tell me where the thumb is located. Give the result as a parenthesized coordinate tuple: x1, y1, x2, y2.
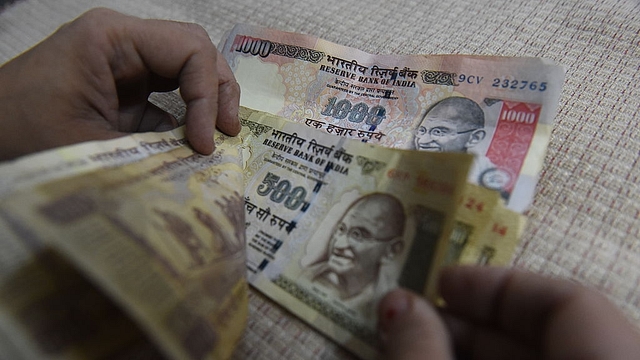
(378, 288, 453, 360)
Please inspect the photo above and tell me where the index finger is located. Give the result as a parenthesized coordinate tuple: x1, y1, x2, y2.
(95, 10, 221, 154)
(133, 20, 219, 154)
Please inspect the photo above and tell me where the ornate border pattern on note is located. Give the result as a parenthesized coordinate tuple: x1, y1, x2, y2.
(270, 43, 324, 63)
(420, 70, 457, 86)
(273, 275, 375, 343)
(241, 119, 273, 137)
(356, 156, 386, 175)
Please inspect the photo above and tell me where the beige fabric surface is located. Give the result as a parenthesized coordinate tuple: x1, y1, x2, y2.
(1, 0, 639, 359)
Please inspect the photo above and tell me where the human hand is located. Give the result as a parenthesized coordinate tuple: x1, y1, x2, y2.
(378, 266, 640, 359)
(0, 8, 240, 161)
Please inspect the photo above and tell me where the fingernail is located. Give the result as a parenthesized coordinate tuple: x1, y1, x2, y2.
(378, 290, 411, 343)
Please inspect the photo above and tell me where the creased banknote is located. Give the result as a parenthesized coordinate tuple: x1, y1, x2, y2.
(0, 126, 188, 198)
(0, 133, 248, 359)
(237, 107, 474, 359)
(220, 24, 565, 213)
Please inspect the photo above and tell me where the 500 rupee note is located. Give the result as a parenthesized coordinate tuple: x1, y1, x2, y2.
(237, 107, 472, 359)
(0, 134, 248, 360)
(0, 127, 188, 198)
(445, 183, 525, 268)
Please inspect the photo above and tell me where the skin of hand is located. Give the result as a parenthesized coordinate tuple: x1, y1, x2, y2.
(378, 266, 640, 360)
(0, 7, 240, 161)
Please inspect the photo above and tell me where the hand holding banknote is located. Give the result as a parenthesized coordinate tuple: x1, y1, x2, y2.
(378, 267, 640, 360)
(0, 8, 240, 161)
(2, 12, 639, 360)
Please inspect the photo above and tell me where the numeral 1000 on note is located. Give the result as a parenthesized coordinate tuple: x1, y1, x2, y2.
(321, 97, 387, 126)
(257, 172, 309, 211)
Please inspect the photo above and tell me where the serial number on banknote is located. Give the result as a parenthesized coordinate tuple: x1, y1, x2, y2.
(491, 78, 548, 91)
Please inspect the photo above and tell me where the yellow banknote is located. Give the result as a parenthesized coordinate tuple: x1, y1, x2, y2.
(238, 106, 472, 359)
(0, 135, 248, 360)
(441, 183, 500, 267)
(0, 126, 187, 198)
(438, 182, 525, 267)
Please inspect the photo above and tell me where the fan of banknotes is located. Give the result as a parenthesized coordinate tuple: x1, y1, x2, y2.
(0, 25, 564, 360)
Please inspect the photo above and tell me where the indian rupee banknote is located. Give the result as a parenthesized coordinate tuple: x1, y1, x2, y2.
(448, 183, 526, 267)
(0, 126, 188, 197)
(238, 107, 475, 358)
(0, 132, 248, 359)
(220, 24, 565, 213)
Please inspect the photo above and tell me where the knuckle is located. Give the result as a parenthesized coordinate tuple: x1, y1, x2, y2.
(219, 80, 241, 108)
(82, 7, 119, 20)
(183, 23, 216, 54)
(75, 8, 119, 30)
(225, 79, 241, 96)
(180, 22, 211, 42)
(64, 8, 120, 41)
(233, 81, 241, 97)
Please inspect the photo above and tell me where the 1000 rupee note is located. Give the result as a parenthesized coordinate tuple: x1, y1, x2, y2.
(237, 107, 472, 359)
(220, 24, 565, 213)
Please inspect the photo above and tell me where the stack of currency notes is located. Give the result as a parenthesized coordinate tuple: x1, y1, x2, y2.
(0, 24, 563, 360)
(219, 24, 563, 359)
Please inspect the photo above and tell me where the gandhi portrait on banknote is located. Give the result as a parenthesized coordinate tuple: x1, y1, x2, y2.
(413, 96, 498, 186)
(413, 97, 487, 152)
(303, 193, 406, 304)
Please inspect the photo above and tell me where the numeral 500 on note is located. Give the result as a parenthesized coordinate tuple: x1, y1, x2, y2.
(256, 172, 310, 211)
